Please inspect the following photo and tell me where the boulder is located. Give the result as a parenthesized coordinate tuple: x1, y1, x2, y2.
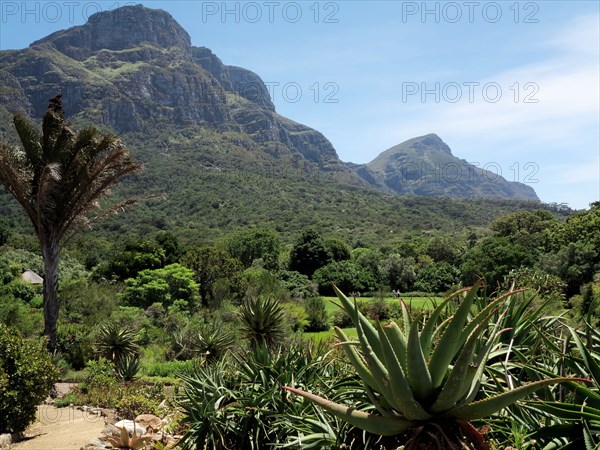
(134, 414, 163, 432)
(113, 420, 146, 437)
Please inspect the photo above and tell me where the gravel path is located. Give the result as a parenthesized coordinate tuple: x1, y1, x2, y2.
(11, 405, 105, 450)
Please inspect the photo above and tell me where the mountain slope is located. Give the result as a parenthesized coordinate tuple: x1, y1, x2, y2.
(351, 134, 538, 201)
(0, 5, 546, 246)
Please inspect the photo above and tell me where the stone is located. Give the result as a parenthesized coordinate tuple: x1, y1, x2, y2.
(113, 420, 146, 437)
(134, 414, 163, 432)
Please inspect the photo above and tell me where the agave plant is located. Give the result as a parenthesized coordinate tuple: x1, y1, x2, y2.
(285, 282, 585, 449)
(239, 295, 286, 349)
(105, 423, 151, 450)
(96, 323, 140, 364)
(115, 354, 142, 382)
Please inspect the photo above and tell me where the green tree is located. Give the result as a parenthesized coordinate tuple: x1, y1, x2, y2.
(461, 236, 534, 292)
(324, 237, 351, 262)
(222, 227, 281, 270)
(155, 230, 183, 264)
(122, 263, 199, 309)
(378, 254, 418, 292)
(538, 242, 597, 297)
(313, 260, 379, 296)
(0, 96, 140, 351)
(183, 246, 243, 307)
(102, 240, 166, 281)
(491, 210, 557, 250)
(414, 261, 460, 293)
(289, 228, 330, 277)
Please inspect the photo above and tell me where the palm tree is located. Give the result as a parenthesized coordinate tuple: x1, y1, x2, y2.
(0, 94, 141, 352)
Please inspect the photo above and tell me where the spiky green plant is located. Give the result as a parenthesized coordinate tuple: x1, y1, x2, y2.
(285, 282, 586, 449)
(115, 354, 142, 382)
(96, 323, 140, 364)
(239, 295, 286, 349)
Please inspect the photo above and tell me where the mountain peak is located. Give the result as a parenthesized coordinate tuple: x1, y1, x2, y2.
(31, 5, 191, 59)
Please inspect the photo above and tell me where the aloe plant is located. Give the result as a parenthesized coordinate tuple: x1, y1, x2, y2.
(285, 282, 586, 449)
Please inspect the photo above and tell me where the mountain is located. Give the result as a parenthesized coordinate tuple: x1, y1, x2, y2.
(0, 5, 545, 245)
(350, 134, 538, 201)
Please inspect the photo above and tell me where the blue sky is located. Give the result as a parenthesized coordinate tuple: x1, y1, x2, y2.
(1, 1, 599, 209)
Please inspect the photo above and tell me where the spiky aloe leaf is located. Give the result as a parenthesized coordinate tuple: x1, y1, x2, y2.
(429, 321, 488, 414)
(406, 317, 433, 404)
(525, 401, 600, 421)
(445, 378, 587, 420)
(376, 321, 431, 421)
(382, 321, 408, 373)
(334, 285, 384, 361)
(283, 386, 412, 436)
(428, 281, 482, 388)
(334, 327, 380, 392)
(420, 294, 454, 357)
(570, 327, 600, 384)
(456, 289, 524, 351)
(353, 308, 398, 408)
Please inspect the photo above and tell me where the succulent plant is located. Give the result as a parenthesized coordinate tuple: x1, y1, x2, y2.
(106, 423, 151, 450)
(285, 282, 586, 449)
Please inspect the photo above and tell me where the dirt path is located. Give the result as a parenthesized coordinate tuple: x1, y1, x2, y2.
(11, 405, 105, 450)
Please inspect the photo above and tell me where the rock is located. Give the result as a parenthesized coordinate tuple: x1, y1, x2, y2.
(114, 420, 146, 437)
(80, 437, 111, 449)
(134, 414, 163, 432)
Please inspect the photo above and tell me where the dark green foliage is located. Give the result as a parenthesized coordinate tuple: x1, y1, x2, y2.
(222, 227, 282, 270)
(0, 324, 58, 433)
(239, 295, 286, 349)
(304, 297, 330, 332)
(461, 236, 534, 292)
(183, 247, 243, 307)
(325, 237, 352, 262)
(426, 235, 460, 265)
(155, 231, 183, 264)
(491, 210, 557, 250)
(59, 280, 119, 325)
(313, 260, 379, 296)
(95, 323, 140, 363)
(289, 228, 330, 277)
(414, 261, 460, 293)
(101, 241, 166, 281)
(0, 219, 10, 246)
(275, 270, 317, 300)
(56, 322, 95, 370)
(539, 241, 597, 297)
(378, 254, 418, 292)
(121, 263, 199, 309)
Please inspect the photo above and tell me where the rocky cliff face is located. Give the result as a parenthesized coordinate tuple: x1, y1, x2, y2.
(0, 4, 342, 168)
(351, 134, 539, 201)
(0, 5, 539, 201)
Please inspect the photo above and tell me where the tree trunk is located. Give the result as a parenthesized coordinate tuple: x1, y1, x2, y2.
(41, 238, 60, 353)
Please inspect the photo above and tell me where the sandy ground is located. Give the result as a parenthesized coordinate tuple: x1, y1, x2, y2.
(11, 405, 105, 450)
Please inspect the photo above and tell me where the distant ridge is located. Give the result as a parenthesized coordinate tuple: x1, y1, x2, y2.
(349, 134, 539, 201)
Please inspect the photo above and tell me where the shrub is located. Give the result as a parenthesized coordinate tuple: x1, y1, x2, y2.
(143, 360, 198, 378)
(95, 323, 140, 363)
(304, 297, 329, 332)
(117, 394, 161, 419)
(0, 324, 58, 433)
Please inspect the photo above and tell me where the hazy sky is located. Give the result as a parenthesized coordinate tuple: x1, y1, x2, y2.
(1, 1, 599, 209)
